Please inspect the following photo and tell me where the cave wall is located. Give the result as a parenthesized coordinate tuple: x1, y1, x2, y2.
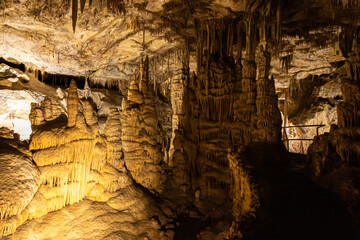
(283, 73, 342, 154)
(306, 38, 360, 216)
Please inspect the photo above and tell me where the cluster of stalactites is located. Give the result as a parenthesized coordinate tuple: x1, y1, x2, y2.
(70, 0, 126, 32)
(196, 18, 238, 68)
(30, 81, 114, 211)
(34, 138, 112, 209)
(0, 80, 135, 236)
(195, 16, 275, 72)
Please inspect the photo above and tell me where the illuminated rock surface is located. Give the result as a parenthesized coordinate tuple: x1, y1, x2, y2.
(1, 0, 360, 239)
(0, 79, 172, 238)
(121, 57, 166, 194)
(0, 128, 40, 235)
(306, 44, 360, 218)
(0, 89, 43, 140)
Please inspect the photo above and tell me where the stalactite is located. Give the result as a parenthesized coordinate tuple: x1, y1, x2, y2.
(80, 0, 86, 13)
(72, 0, 78, 33)
(68, 0, 126, 32)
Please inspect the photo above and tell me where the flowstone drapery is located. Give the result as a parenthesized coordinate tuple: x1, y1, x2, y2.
(0, 129, 40, 236)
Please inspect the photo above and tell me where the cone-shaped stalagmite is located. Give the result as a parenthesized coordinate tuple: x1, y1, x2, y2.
(121, 57, 165, 194)
(67, 80, 79, 127)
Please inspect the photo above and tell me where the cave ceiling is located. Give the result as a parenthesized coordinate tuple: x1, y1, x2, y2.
(0, 0, 359, 87)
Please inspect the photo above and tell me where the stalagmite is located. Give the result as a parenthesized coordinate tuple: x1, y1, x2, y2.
(82, 100, 98, 127)
(0, 81, 142, 236)
(104, 107, 124, 171)
(67, 80, 79, 127)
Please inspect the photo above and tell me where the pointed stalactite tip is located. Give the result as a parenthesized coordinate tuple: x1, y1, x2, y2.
(80, 0, 86, 13)
(72, 0, 78, 33)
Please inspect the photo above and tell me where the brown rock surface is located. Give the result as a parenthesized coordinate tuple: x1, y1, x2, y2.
(171, 18, 281, 204)
(306, 45, 360, 216)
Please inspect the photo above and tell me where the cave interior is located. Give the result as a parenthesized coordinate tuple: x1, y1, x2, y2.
(0, 0, 360, 239)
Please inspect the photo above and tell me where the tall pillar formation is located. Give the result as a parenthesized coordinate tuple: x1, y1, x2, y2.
(67, 79, 79, 127)
(171, 18, 282, 202)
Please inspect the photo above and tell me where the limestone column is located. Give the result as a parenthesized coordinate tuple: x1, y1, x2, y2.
(67, 79, 79, 127)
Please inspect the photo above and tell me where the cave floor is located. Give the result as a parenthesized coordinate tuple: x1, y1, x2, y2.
(247, 168, 360, 240)
(169, 153, 360, 240)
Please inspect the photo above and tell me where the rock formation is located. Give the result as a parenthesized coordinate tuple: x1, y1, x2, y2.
(0, 77, 172, 238)
(0, 128, 40, 236)
(227, 146, 260, 239)
(16, 80, 129, 232)
(29, 97, 63, 128)
(306, 40, 360, 215)
(66, 80, 79, 127)
(104, 107, 124, 171)
(121, 57, 166, 194)
(171, 18, 281, 204)
(4, 1, 360, 239)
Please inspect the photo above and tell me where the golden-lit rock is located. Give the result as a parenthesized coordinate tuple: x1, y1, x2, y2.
(121, 57, 165, 194)
(171, 19, 281, 203)
(67, 80, 79, 128)
(104, 107, 124, 171)
(0, 129, 40, 236)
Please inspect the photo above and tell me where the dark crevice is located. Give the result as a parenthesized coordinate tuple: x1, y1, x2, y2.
(0, 57, 25, 72)
(88, 80, 119, 90)
(1, 57, 120, 91)
(39, 72, 86, 89)
(38, 71, 120, 91)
